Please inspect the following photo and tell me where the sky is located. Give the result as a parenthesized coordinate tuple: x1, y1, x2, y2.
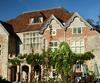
(0, 0, 100, 22)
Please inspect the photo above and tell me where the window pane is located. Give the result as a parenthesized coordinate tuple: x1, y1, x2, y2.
(73, 28, 77, 33)
(54, 42, 57, 46)
(80, 40, 84, 46)
(71, 47, 76, 53)
(71, 41, 75, 47)
(78, 27, 82, 33)
(76, 41, 80, 46)
(80, 47, 84, 53)
(50, 42, 53, 47)
(76, 47, 80, 53)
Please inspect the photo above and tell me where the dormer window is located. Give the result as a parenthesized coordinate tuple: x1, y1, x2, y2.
(30, 17, 43, 24)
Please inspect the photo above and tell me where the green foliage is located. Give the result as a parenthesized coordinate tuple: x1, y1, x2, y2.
(40, 48, 53, 68)
(8, 41, 95, 82)
(17, 54, 27, 59)
(52, 42, 72, 76)
(26, 52, 44, 66)
(8, 57, 22, 66)
(52, 41, 95, 81)
(82, 51, 95, 60)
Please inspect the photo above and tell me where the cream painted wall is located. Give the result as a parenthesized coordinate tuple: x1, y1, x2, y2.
(46, 19, 63, 30)
(69, 17, 87, 28)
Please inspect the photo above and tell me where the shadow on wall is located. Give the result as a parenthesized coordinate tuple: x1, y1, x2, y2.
(0, 77, 11, 83)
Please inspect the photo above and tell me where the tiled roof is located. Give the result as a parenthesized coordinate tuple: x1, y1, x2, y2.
(7, 8, 73, 33)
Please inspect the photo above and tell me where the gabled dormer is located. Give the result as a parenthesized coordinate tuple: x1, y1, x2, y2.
(30, 16, 43, 24)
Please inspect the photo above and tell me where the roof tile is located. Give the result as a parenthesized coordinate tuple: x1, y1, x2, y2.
(7, 8, 73, 33)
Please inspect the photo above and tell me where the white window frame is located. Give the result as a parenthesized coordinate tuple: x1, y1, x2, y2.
(30, 17, 43, 24)
(23, 31, 42, 50)
(70, 39, 85, 54)
(50, 41, 58, 51)
(72, 27, 82, 34)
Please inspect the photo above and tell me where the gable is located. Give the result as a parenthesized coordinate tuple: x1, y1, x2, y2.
(41, 15, 65, 33)
(69, 17, 86, 28)
(46, 18, 64, 30)
(0, 23, 9, 36)
(66, 12, 93, 29)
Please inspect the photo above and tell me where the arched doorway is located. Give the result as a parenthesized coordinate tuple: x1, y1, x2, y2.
(34, 65, 41, 81)
(10, 66, 17, 82)
(22, 65, 29, 82)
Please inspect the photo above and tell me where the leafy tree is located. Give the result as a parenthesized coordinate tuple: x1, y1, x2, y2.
(52, 41, 95, 83)
(26, 51, 44, 82)
(52, 42, 72, 83)
(40, 48, 53, 82)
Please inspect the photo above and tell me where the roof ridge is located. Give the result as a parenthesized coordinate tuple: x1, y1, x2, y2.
(22, 7, 65, 14)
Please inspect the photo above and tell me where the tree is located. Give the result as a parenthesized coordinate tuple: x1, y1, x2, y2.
(52, 42, 73, 83)
(52, 41, 95, 83)
(26, 51, 44, 82)
(40, 48, 53, 82)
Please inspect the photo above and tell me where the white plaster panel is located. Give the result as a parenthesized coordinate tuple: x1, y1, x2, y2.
(46, 19, 62, 30)
(69, 17, 86, 28)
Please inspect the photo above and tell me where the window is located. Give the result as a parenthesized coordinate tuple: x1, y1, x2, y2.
(76, 63, 81, 71)
(73, 27, 82, 34)
(50, 41, 57, 47)
(23, 32, 43, 50)
(30, 17, 43, 24)
(50, 41, 58, 51)
(70, 39, 84, 53)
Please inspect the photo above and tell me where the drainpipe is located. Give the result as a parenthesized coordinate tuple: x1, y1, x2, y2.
(64, 29, 67, 42)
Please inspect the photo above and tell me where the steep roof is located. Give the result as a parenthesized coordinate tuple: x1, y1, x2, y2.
(0, 21, 15, 35)
(6, 7, 73, 33)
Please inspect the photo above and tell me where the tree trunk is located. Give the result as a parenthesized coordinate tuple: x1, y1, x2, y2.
(70, 64, 75, 83)
(61, 71, 68, 83)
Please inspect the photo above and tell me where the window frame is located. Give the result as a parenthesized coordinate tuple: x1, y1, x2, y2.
(70, 39, 85, 54)
(30, 17, 43, 24)
(23, 31, 42, 50)
(72, 27, 82, 34)
(50, 41, 58, 51)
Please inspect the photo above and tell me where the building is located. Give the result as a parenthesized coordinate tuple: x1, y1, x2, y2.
(0, 7, 100, 82)
(0, 21, 19, 80)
